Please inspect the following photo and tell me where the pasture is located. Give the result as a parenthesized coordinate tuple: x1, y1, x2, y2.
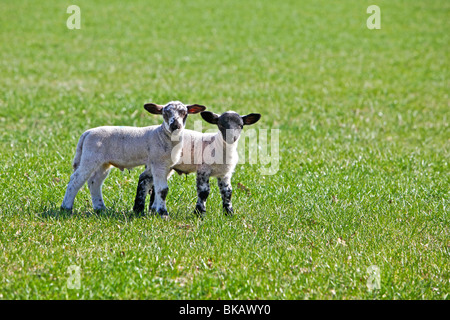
(0, 0, 448, 299)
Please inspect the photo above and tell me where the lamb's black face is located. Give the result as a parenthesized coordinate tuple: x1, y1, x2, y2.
(218, 112, 244, 144)
(201, 110, 261, 144)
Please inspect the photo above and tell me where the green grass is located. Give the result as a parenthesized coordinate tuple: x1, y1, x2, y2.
(0, 0, 448, 299)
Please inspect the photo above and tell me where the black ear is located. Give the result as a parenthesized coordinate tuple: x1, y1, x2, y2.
(144, 103, 164, 114)
(201, 111, 219, 124)
(242, 113, 261, 125)
(187, 104, 207, 114)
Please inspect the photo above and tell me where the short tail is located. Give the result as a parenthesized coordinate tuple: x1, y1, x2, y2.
(72, 131, 90, 171)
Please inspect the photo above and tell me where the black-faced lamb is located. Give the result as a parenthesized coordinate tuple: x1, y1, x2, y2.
(133, 110, 261, 216)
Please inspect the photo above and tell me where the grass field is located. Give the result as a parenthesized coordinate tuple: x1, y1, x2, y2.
(0, 0, 448, 299)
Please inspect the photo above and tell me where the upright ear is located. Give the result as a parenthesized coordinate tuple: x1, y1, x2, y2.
(201, 111, 219, 125)
(242, 113, 261, 125)
(144, 103, 164, 114)
(187, 104, 207, 114)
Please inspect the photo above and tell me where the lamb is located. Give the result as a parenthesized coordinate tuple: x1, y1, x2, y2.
(60, 101, 206, 217)
(133, 110, 261, 216)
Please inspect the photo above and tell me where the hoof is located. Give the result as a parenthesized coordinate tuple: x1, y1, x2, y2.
(93, 207, 106, 214)
(194, 211, 205, 219)
(133, 204, 145, 214)
(194, 204, 206, 217)
(60, 206, 73, 214)
(224, 208, 234, 217)
(157, 208, 169, 219)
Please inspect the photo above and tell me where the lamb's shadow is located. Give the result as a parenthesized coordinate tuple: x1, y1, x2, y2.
(37, 203, 223, 222)
(38, 205, 146, 222)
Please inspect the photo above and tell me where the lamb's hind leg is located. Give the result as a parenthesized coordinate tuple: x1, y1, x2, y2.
(133, 169, 153, 214)
(61, 162, 98, 211)
(88, 164, 111, 211)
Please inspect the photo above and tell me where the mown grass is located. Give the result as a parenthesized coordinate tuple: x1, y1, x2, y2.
(0, 0, 448, 299)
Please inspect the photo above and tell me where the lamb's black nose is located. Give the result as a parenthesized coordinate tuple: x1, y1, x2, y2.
(170, 123, 181, 132)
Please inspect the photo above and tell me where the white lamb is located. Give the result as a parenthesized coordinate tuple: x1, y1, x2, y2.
(60, 101, 206, 217)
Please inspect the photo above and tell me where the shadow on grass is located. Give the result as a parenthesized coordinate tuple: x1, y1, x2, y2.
(36, 203, 234, 223)
(37, 205, 146, 222)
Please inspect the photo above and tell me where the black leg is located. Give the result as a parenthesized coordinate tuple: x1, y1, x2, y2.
(148, 185, 155, 213)
(133, 172, 153, 214)
(194, 171, 210, 216)
(150, 165, 171, 218)
(218, 177, 233, 216)
(156, 186, 169, 217)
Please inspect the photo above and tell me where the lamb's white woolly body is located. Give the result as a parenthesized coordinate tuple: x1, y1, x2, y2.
(175, 129, 238, 178)
(61, 101, 205, 216)
(76, 125, 176, 171)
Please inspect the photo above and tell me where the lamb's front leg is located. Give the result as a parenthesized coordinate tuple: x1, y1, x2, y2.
(150, 164, 171, 218)
(133, 170, 153, 214)
(194, 170, 211, 216)
(148, 169, 173, 213)
(148, 185, 155, 213)
(218, 176, 233, 216)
